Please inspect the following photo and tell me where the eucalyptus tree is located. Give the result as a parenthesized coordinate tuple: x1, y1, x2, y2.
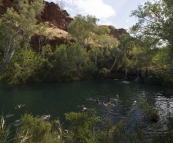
(52, 43, 88, 80)
(99, 34, 119, 71)
(88, 25, 119, 69)
(0, 0, 44, 74)
(4, 48, 43, 84)
(130, 0, 173, 47)
(68, 14, 98, 48)
(117, 34, 136, 70)
(152, 47, 169, 66)
(130, 0, 173, 67)
(88, 45, 104, 67)
(130, 0, 173, 84)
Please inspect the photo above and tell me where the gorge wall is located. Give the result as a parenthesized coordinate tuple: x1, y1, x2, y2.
(0, 0, 128, 49)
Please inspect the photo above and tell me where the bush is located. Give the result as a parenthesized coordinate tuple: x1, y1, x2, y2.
(14, 114, 51, 143)
(137, 95, 159, 122)
(65, 110, 100, 143)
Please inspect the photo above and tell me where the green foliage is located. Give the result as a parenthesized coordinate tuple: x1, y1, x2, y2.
(0, 0, 45, 75)
(113, 34, 135, 70)
(15, 114, 51, 143)
(41, 44, 53, 60)
(0, 109, 173, 143)
(129, 0, 173, 83)
(88, 45, 104, 67)
(93, 25, 110, 35)
(108, 25, 116, 34)
(129, 11, 173, 86)
(154, 67, 173, 87)
(97, 68, 110, 79)
(52, 42, 89, 81)
(0, 49, 43, 84)
(65, 110, 100, 143)
(99, 34, 119, 49)
(0, 116, 10, 143)
(68, 14, 98, 47)
(152, 47, 170, 66)
(13, 114, 68, 143)
(137, 95, 159, 122)
(130, 0, 173, 47)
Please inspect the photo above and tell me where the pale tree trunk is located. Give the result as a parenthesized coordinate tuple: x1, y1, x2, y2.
(38, 36, 47, 53)
(0, 28, 22, 75)
(110, 57, 117, 71)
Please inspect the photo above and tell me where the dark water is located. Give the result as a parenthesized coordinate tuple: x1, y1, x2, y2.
(0, 79, 173, 135)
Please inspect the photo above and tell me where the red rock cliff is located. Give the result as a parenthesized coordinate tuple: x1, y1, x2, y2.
(0, 0, 73, 31)
(0, 0, 74, 50)
(0, 0, 127, 49)
(0, 0, 12, 16)
(111, 28, 128, 39)
(36, 1, 73, 31)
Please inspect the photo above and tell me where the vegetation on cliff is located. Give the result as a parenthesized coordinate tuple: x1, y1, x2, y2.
(130, 0, 173, 86)
(0, 0, 173, 86)
(0, 1, 173, 143)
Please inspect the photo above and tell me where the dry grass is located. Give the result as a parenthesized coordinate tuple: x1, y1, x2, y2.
(45, 24, 73, 40)
(46, 27, 68, 38)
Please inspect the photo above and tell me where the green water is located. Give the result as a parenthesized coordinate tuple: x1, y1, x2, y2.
(0, 79, 173, 134)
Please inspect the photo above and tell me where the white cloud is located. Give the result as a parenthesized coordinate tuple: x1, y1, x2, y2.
(73, 0, 115, 19)
(64, 6, 74, 12)
(98, 20, 113, 26)
(46, 0, 115, 19)
(126, 20, 129, 23)
(46, 0, 58, 4)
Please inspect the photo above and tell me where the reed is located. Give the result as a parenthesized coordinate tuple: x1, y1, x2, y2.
(137, 95, 159, 122)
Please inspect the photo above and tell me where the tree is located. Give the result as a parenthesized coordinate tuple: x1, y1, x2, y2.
(1, 48, 43, 84)
(0, 0, 44, 74)
(108, 25, 116, 34)
(99, 34, 118, 49)
(99, 34, 119, 71)
(116, 34, 135, 70)
(130, 0, 173, 81)
(68, 14, 98, 48)
(130, 0, 173, 47)
(134, 38, 159, 68)
(52, 42, 89, 80)
(37, 23, 52, 53)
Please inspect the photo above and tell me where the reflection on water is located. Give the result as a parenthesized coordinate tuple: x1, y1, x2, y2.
(155, 96, 173, 121)
(0, 79, 173, 135)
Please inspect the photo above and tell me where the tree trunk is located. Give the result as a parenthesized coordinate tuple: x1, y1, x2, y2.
(110, 57, 117, 71)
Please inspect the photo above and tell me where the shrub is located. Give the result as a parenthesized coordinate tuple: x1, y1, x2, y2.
(137, 95, 159, 122)
(65, 109, 100, 143)
(14, 114, 51, 142)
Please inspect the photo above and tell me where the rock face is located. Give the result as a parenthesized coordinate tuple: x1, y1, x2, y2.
(0, 0, 74, 49)
(0, 0, 12, 16)
(0, 0, 73, 31)
(0, 0, 127, 48)
(111, 28, 128, 39)
(36, 1, 73, 31)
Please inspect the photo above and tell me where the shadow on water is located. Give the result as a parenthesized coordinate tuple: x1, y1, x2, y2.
(0, 79, 173, 136)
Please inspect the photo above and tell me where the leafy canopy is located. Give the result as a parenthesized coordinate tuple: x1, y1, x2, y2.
(68, 14, 98, 47)
(130, 0, 173, 47)
(0, 0, 44, 74)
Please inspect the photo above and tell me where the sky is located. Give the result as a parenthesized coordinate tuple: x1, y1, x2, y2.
(45, 0, 154, 30)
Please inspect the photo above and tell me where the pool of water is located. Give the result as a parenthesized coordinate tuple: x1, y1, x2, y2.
(0, 79, 173, 136)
